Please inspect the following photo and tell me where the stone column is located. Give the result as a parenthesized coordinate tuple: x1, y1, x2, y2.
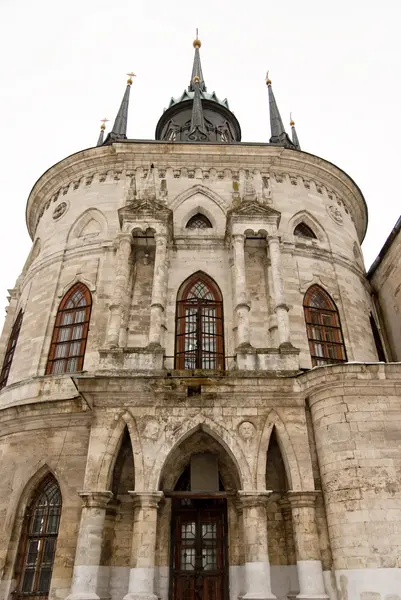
(232, 234, 251, 348)
(148, 233, 168, 348)
(67, 491, 113, 600)
(124, 491, 164, 600)
(267, 235, 290, 347)
(238, 491, 276, 600)
(287, 492, 328, 600)
(106, 233, 133, 348)
(264, 258, 278, 346)
(279, 498, 298, 600)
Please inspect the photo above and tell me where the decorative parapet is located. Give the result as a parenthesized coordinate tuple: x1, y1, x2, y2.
(26, 143, 367, 241)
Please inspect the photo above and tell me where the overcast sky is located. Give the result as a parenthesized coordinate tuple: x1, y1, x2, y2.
(0, 0, 400, 309)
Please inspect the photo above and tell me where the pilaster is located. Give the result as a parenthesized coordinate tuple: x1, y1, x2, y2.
(106, 233, 133, 348)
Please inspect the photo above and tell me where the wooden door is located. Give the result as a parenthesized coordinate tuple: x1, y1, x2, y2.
(171, 499, 227, 600)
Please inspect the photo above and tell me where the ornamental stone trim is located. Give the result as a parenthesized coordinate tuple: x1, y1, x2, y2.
(26, 144, 367, 240)
(127, 491, 164, 510)
(78, 490, 113, 509)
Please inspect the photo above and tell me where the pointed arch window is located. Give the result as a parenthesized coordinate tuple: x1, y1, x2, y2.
(186, 214, 213, 229)
(294, 223, 317, 239)
(46, 283, 92, 375)
(0, 309, 23, 390)
(303, 285, 346, 366)
(14, 475, 62, 599)
(176, 274, 224, 370)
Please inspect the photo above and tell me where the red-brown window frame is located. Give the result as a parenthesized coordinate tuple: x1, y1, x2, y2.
(46, 283, 92, 375)
(14, 475, 62, 600)
(303, 285, 347, 367)
(0, 309, 23, 390)
(175, 273, 224, 370)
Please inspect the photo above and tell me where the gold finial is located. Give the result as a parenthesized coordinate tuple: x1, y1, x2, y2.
(193, 28, 201, 48)
(127, 72, 136, 85)
(100, 118, 109, 131)
(290, 112, 295, 127)
(265, 71, 271, 86)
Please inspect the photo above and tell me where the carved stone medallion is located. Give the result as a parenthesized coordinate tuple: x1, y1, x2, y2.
(238, 421, 256, 441)
(52, 201, 68, 220)
(142, 419, 162, 441)
(326, 204, 343, 225)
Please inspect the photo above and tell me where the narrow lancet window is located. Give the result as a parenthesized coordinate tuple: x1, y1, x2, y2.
(176, 274, 224, 370)
(0, 309, 23, 390)
(46, 283, 91, 375)
(303, 285, 346, 366)
(186, 214, 212, 229)
(14, 475, 62, 599)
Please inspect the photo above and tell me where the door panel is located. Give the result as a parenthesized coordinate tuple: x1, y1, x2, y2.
(171, 499, 227, 600)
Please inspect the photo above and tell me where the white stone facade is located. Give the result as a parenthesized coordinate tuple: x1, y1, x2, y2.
(0, 141, 400, 600)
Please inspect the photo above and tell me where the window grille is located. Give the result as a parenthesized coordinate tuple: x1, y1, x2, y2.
(14, 476, 61, 600)
(0, 310, 23, 390)
(294, 223, 317, 239)
(303, 285, 346, 366)
(46, 283, 91, 375)
(186, 214, 212, 229)
(175, 275, 224, 370)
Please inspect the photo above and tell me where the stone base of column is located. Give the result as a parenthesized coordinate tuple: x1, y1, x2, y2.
(242, 561, 277, 600)
(296, 596, 329, 600)
(242, 593, 277, 600)
(67, 593, 111, 600)
(296, 560, 329, 600)
(123, 595, 158, 600)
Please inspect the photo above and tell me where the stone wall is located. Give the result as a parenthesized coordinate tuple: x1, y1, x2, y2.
(369, 221, 401, 361)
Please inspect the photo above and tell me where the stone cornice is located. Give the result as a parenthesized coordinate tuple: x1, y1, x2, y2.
(296, 362, 401, 397)
(26, 143, 368, 241)
(0, 397, 90, 437)
(0, 364, 400, 426)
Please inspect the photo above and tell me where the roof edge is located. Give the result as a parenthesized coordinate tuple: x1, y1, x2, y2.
(367, 215, 401, 279)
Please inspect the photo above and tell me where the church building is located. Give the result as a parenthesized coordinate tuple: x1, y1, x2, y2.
(0, 36, 400, 600)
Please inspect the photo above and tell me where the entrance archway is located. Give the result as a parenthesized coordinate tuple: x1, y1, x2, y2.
(158, 427, 241, 600)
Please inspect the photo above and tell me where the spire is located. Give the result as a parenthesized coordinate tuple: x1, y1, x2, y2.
(189, 75, 208, 141)
(107, 73, 135, 142)
(189, 30, 206, 92)
(97, 118, 108, 146)
(266, 72, 294, 148)
(290, 113, 301, 150)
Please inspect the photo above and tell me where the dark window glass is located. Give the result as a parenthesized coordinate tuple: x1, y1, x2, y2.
(176, 275, 224, 370)
(294, 223, 317, 239)
(0, 310, 23, 390)
(186, 214, 213, 229)
(303, 286, 347, 366)
(46, 283, 91, 375)
(14, 476, 62, 599)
